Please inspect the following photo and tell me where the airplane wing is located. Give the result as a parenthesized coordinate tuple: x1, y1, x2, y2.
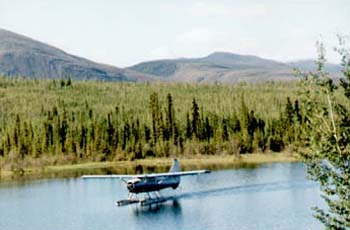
(81, 170, 210, 179)
(140, 170, 210, 178)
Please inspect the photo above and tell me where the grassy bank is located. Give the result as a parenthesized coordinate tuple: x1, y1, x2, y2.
(0, 152, 299, 182)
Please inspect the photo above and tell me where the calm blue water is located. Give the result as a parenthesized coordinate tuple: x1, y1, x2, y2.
(0, 163, 323, 230)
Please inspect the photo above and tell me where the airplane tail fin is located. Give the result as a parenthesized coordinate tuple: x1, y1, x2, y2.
(169, 159, 181, 172)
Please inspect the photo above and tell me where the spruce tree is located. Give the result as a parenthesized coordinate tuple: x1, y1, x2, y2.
(149, 92, 161, 142)
(185, 112, 192, 139)
(165, 93, 175, 139)
(222, 118, 229, 141)
(191, 98, 200, 138)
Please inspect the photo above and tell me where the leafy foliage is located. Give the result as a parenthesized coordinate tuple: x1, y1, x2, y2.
(298, 40, 350, 229)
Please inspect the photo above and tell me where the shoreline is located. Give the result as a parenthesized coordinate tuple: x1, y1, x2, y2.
(0, 152, 299, 183)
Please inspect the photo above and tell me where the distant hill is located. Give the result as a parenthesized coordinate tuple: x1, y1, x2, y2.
(0, 28, 342, 83)
(0, 29, 154, 81)
(129, 52, 342, 83)
(129, 52, 293, 83)
(288, 60, 342, 73)
(129, 52, 289, 80)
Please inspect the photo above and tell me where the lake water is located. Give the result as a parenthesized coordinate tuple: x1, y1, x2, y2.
(0, 163, 324, 230)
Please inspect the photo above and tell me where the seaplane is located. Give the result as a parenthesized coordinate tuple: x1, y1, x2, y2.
(82, 159, 210, 206)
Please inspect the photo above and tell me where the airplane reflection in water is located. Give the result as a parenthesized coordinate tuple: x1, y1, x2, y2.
(131, 199, 182, 217)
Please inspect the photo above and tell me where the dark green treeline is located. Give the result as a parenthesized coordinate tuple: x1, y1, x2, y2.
(0, 78, 306, 166)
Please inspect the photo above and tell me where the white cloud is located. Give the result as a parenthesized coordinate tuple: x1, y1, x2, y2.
(187, 1, 268, 19)
(146, 46, 176, 60)
(176, 28, 221, 45)
(173, 28, 230, 57)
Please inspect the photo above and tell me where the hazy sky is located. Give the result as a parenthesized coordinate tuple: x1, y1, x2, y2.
(0, 0, 349, 66)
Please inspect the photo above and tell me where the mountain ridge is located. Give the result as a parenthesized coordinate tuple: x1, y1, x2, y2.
(0, 28, 154, 81)
(0, 28, 342, 83)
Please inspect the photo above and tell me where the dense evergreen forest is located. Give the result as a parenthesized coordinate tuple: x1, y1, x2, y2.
(0, 77, 313, 171)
